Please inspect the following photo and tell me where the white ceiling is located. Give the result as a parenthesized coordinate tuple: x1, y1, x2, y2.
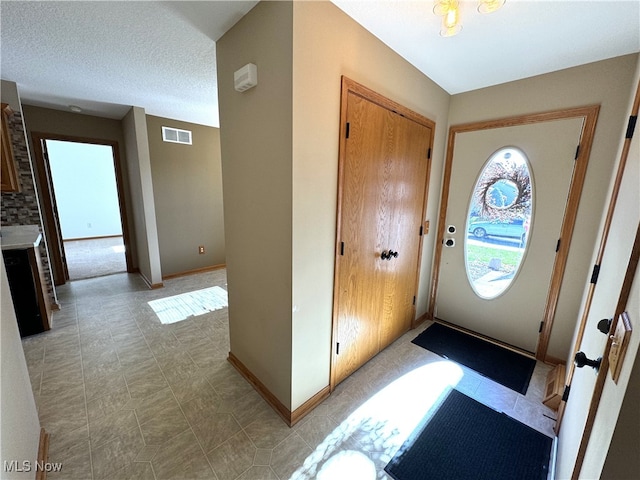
(1, 1, 639, 128)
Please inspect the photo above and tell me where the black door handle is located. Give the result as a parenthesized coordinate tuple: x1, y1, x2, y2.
(381, 250, 399, 260)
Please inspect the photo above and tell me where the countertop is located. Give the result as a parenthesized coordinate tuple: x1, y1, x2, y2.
(1, 225, 42, 251)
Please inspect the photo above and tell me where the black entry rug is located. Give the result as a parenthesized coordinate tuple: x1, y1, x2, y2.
(384, 389, 553, 480)
(412, 323, 536, 394)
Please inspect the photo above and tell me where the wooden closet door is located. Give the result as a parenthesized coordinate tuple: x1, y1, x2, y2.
(332, 78, 433, 387)
(378, 112, 432, 348)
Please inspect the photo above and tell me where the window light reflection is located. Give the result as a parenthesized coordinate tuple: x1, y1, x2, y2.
(291, 361, 464, 479)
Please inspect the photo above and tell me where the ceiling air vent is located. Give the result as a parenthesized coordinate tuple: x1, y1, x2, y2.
(162, 126, 192, 145)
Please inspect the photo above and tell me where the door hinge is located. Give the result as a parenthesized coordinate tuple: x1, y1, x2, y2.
(413, 296, 416, 306)
(539, 321, 544, 333)
(345, 122, 350, 139)
(427, 147, 431, 159)
(419, 225, 424, 236)
(562, 385, 571, 402)
(626, 115, 637, 139)
(336, 342, 340, 355)
(340, 242, 345, 256)
(574, 144, 580, 160)
(590, 264, 601, 284)
(555, 238, 561, 252)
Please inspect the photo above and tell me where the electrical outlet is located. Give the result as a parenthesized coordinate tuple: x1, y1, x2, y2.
(198, 245, 205, 254)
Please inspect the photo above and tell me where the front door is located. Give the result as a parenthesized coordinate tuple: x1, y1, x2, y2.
(331, 77, 434, 387)
(434, 114, 586, 353)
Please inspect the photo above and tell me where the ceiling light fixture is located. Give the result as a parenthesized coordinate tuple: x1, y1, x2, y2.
(478, 0, 506, 14)
(433, 0, 505, 37)
(69, 105, 82, 113)
(433, 0, 462, 37)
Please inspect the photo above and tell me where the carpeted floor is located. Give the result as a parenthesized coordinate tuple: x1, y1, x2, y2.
(63, 236, 127, 280)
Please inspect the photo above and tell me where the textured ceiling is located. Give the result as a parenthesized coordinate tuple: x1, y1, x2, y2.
(0, 1, 259, 127)
(1, 1, 639, 128)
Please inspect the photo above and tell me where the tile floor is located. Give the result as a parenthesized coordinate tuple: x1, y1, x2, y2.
(21, 269, 557, 480)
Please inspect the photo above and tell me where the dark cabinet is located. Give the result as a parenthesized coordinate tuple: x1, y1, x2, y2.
(3, 247, 51, 337)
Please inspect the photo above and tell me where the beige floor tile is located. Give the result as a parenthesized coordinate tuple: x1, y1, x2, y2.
(244, 413, 295, 450)
(84, 372, 128, 403)
(473, 379, 519, 411)
(91, 424, 145, 479)
(236, 465, 279, 480)
(203, 361, 238, 388)
(166, 370, 217, 406)
(179, 381, 223, 415)
(127, 376, 170, 400)
(40, 367, 85, 396)
(253, 448, 272, 466)
(150, 429, 216, 480)
(155, 350, 201, 384)
(269, 432, 312, 480)
(207, 431, 256, 480)
(188, 343, 228, 368)
(22, 270, 555, 479)
(145, 332, 183, 357)
(39, 387, 88, 435)
(47, 440, 93, 480)
(86, 386, 133, 423)
(89, 408, 138, 448)
(122, 357, 165, 385)
(48, 425, 90, 460)
(187, 410, 242, 453)
(81, 346, 120, 374)
(294, 415, 339, 450)
(228, 389, 274, 428)
(104, 462, 155, 480)
(135, 444, 161, 462)
(116, 343, 156, 368)
(138, 403, 191, 446)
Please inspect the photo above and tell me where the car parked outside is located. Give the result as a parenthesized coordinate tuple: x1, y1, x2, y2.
(468, 218, 527, 240)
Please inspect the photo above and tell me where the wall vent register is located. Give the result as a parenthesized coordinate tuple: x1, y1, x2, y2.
(162, 126, 192, 145)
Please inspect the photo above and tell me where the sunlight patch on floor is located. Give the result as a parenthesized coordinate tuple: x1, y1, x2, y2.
(111, 245, 125, 253)
(148, 286, 228, 324)
(292, 361, 464, 479)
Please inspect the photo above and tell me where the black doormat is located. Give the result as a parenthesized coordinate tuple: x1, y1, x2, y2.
(385, 389, 553, 480)
(412, 323, 536, 394)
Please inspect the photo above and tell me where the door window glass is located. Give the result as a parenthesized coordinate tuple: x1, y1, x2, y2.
(465, 147, 533, 299)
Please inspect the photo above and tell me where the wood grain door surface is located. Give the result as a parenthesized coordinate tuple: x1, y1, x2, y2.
(333, 79, 433, 387)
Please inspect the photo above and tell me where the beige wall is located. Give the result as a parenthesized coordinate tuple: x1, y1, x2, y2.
(218, 0, 450, 412)
(146, 115, 225, 277)
(601, 342, 640, 479)
(0, 261, 41, 479)
(21, 105, 138, 267)
(568, 61, 639, 479)
(1, 79, 21, 110)
(449, 54, 639, 360)
(291, 1, 450, 410)
(122, 107, 162, 286)
(217, 1, 294, 408)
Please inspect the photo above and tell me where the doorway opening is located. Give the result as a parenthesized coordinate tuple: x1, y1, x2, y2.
(32, 133, 132, 285)
(46, 140, 126, 280)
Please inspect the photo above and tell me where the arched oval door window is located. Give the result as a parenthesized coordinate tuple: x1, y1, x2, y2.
(464, 147, 533, 299)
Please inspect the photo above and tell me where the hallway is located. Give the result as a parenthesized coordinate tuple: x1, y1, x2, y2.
(21, 269, 556, 479)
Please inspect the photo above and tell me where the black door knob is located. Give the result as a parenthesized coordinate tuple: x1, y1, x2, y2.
(574, 351, 602, 371)
(381, 250, 399, 261)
